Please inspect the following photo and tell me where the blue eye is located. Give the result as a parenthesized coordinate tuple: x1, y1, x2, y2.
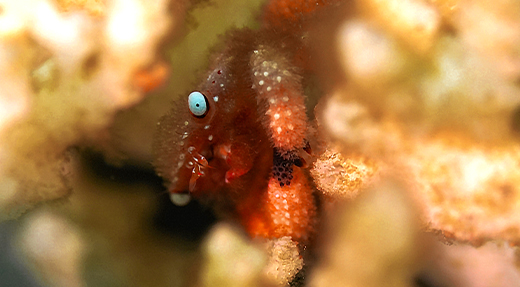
(188, 91, 209, 117)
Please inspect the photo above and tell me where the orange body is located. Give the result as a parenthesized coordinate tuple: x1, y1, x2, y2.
(153, 0, 338, 242)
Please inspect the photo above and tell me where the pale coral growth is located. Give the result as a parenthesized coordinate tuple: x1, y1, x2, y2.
(55, 0, 106, 16)
(0, 0, 176, 219)
(311, 145, 379, 199)
(336, 20, 409, 89)
(320, 86, 520, 244)
(200, 223, 268, 287)
(263, 237, 303, 286)
(317, 3, 520, 142)
(403, 138, 520, 244)
(426, 241, 520, 287)
(309, 180, 426, 287)
(356, 0, 441, 53)
(443, 0, 520, 81)
(418, 37, 520, 141)
(315, 0, 520, 243)
(16, 211, 86, 287)
(317, 93, 405, 157)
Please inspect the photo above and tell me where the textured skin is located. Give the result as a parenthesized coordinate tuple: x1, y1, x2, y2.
(153, 0, 336, 241)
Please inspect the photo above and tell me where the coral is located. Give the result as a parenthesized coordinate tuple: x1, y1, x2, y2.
(311, 145, 379, 199)
(200, 223, 267, 287)
(313, 0, 520, 244)
(423, 242, 520, 287)
(263, 236, 303, 286)
(424, 241, 520, 287)
(0, 0, 176, 219)
(16, 211, 85, 287)
(308, 180, 425, 287)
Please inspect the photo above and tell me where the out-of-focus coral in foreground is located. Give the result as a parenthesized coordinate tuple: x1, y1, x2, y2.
(0, 0, 177, 219)
(309, 181, 425, 287)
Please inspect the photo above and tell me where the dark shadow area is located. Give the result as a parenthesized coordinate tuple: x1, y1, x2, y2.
(81, 149, 217, 243)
